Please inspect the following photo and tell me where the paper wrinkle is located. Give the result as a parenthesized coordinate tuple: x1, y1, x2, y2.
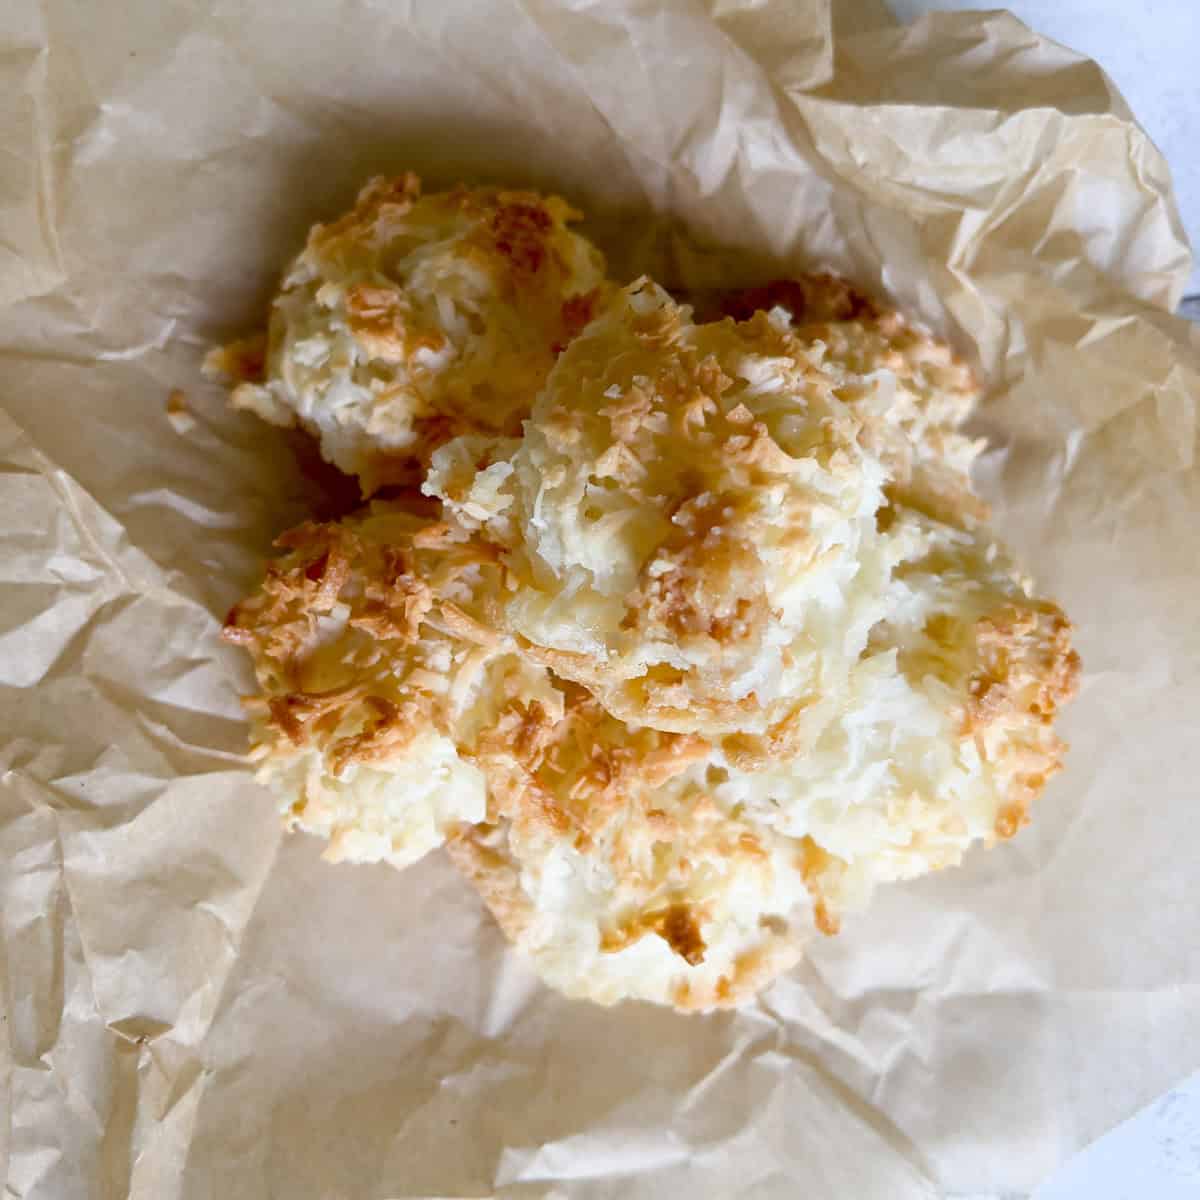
(825, 11, 1133, 118)
(0, 795, 118, 1200)
(707, 0, 833, 93)
(0, 24, 64, 309)
(0, 412, 283, 1195)
(3, 0, 1200, 1196)
(800, 11, 1192, 314)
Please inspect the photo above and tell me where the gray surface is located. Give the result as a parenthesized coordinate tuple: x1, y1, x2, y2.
(888, 0, 1200, 299)
(1033, 1072, 1200, 1199)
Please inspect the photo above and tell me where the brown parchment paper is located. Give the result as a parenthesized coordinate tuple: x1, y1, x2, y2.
(2, 2, 1199, 1197)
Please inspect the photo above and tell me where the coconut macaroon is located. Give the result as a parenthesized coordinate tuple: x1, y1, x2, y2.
(428, 278, 900, 740)
(716, 508, 1079, 902)
(222, 500, 560, 869)
(715, 274, 984, 526)
(447, 687, 821, 1010)
(206, 174, 608, 494)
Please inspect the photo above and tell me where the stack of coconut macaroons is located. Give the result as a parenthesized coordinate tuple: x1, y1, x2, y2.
(213, 175, 1079, 1011)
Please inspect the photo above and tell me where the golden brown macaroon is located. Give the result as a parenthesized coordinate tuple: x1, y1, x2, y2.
(714, 507, 1080, 889)
(447, 686, 818, 1010)
(223, 500, 559, 868)
(710, 273, 984, 526)
(427, 278, 901, 740)
(206, 174, 608, 494)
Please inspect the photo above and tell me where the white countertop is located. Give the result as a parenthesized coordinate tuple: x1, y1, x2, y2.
(888, 0, 1200, 300)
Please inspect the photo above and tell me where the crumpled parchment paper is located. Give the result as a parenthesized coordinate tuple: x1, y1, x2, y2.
(2, 2, 1198, 1197)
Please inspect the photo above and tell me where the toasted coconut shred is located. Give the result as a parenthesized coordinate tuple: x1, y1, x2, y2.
(217, 178, 1079, 1010)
